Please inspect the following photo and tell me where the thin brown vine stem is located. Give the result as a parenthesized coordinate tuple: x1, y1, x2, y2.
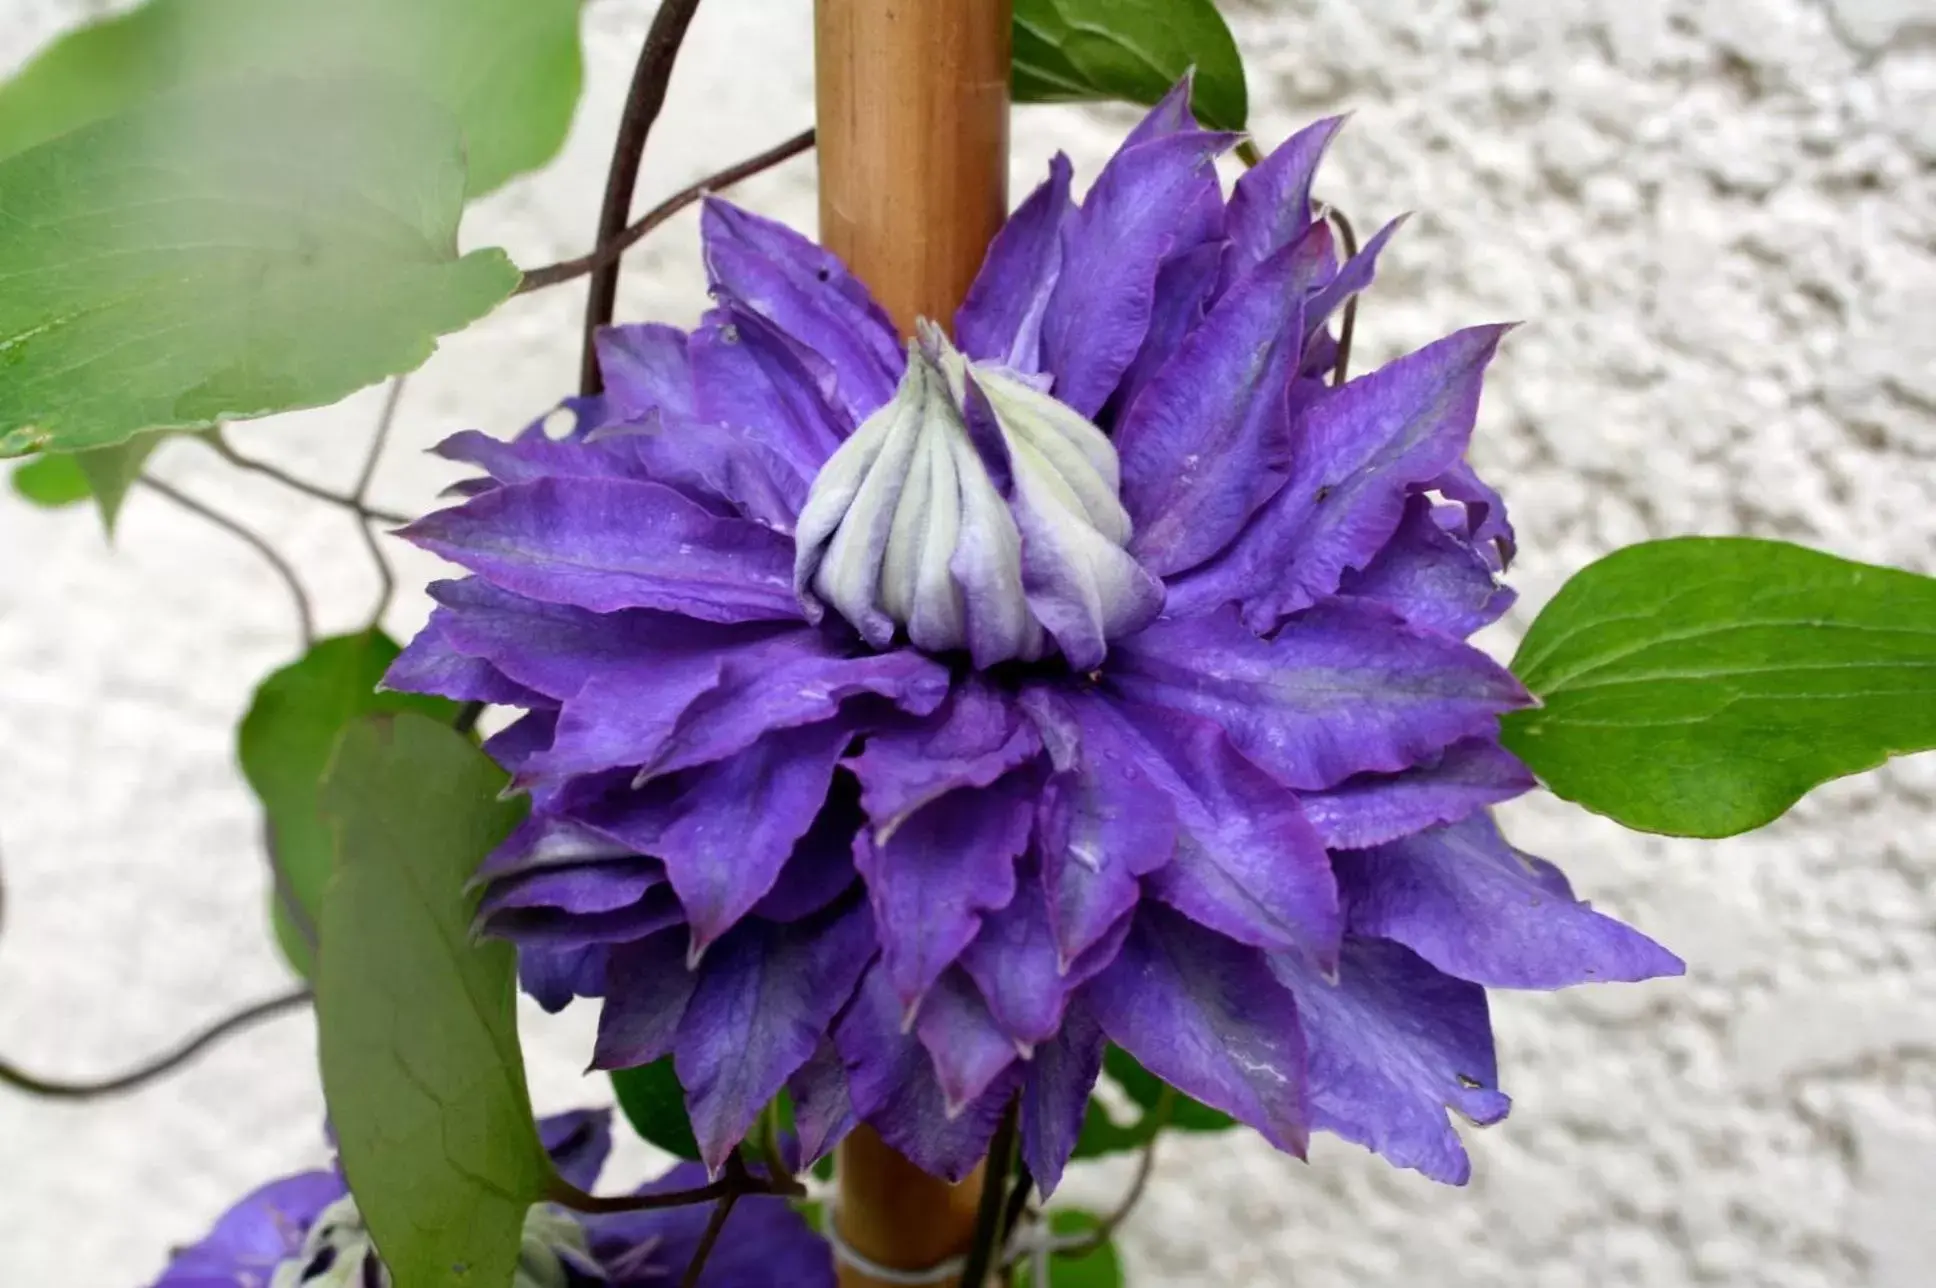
(580, 0, 707, 396)
(519, 128, 815, 296)
(678, 1157, 751, 1288)
(354, 379, 405, 629)
(0, 987, 312, 1100)
(546, 1168, 785, 1216)
(1321, 203, 1362, 387)
(205, 433, 410, 527)
(137, 475, 317, 648)
(960, 1099, 1021, 1288)
(1058, 1088, 1175, 1259)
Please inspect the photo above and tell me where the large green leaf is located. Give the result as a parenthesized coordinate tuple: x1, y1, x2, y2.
(240, 633, 457, 978)
(1505, 537, 1936, 837)
(317, 712, 546, 1288)
(0, 0, 584, 195)
(0, 76, 519, 459)
(611, 1057, 703, 1163)
(1016, 1210, 1124, 1288)
(1012, 0, 1247, 131)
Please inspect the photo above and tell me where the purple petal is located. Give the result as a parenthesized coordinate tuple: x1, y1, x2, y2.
(674, 900, 877, 1172)
(1022, 688, 1177, 969)
(835, 964, 1022, 1183)
(959, 861, 1066, 1047)
(400, 477, 801, 622)
(1270, 937, 1508, 1184)
(914, 969, 1022, 1113)
(477, 859, 663, 917)
(753, 773, 863, 921)
(1119, 235, 1323, 576)
(590, 1165, 836, 1287)
(1338, 813, 1685, 988)
(1019, 1002, 1107, 1195)
(1167, 325, 1510, 626)
(593, 930, 696, 1071)
(1303, 215, 1406, 342)
(1219, 116, 1347, 295)
(384, 611, 551, 707)
(1122, 75, 1203, 146)
(597, 322, 695, 421)
(1338, 494, 1515, 638)
(482, 710, 558, 778)
(1109, 600, 1529, 790)
(854, 773, 1035, 1011)
(702, 198, 903, 422)
(691, 306, 850, 476)
(956, 154, 1074, 370)
(1084, 902, 1309, 1155)
(481, 884, 683, 951)
(519, 943, 606, 1014)
(539, 1109, 615, 1193)
(433, 427, 645, 491)
(788, 1039, 856, 1167)
(1042, 129, 1237, 417)
(587, 412, 809, 530)
(153, 1171, 345, 1283)
(846, 676, 1042, 835)
(1430, 459, 1516, 569)
(1300, 737, 1535, 851)
(1102, 240, 1222, 430)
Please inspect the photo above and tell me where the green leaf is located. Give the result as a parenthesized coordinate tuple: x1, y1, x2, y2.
(0, 0, 584, 196)
(611, 1056, 703, 1163)
(0, 76, 520, 459)
(316, 712, 546, 1288)
(10, 454, 89, 507)
(1016, 1210, 1124, 1288)
(239, 633, 457, 978)
(1012, 0, 1247, 131)
(1504, 537, 1936, 838)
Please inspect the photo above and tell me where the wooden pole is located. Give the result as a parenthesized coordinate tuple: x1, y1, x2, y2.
(815, 2, 1012, 1285)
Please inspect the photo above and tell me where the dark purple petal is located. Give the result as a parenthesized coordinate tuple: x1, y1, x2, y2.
(1119, 236, 1320, 576)
(153, 1170, 344, 1284)
(835, 964, 1022, 1183)
(400, 477, 801, 623)
(1102, 240, 1222, 430)
(587, 412, 809, 530)
(702, 198, 903, 422)
(1021, 688, 1176, 969)
(675, 900, 877, 1172)
(691, 305, 851, 476)
(1338, 814, 1685, 988)
(1167, 325, 1510, 626)
(1302, 215, 1406, 341)
(1338, 495, 1515, 638)
(1299, 737, 1535, 851)
(1042, 129, 1237, 417)
(1109, 600, 1529, 790)
(956, 154, 1074, 369)
(477, 859, 663, 917)
(959, 861, 1066, 1046)
(482, 710, 558, 778)
(481, 884, 683, 950)
(914, 969, 1022, 1113)
(788, 1039, 856, 1168)
(1084, 902, 1309, 1155)
(589, 1163, 836, 1287)
(1270, 938, 1508, 1184)
(854, 773, 1035, 1011)
(1219, 116, 1346, 295)
(1019, 1002, 1107, 1195)
(538, 1109, 614, 1193)
(520, 943, 607, 1014)
(597, 322, 696, 421)
(753, 772, 863, 921)
(593, 930, 696, 1071)
(846, 676, 1042, 835)
(1430, 459, 1516, 569)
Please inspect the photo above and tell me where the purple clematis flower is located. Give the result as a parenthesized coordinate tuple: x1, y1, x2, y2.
(151, 1112, 833, 1287)
(389, 79, 1681, 1192)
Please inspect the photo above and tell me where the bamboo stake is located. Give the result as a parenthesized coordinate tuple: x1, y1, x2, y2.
(814, 2, 1013, 1285)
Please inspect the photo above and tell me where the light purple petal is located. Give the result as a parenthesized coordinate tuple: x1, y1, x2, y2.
(959, 860, 1066, 1047)
(854, 773, 1035, 1011)
(433, 427, 646, 491)
(956, 154, 1074, 370)
(1122, 74, 1203, 146)
(400, 477, 801, 622)
(1119, 235, 1321, 576)
(690, 306, 850, 476)
(1167, 325, 1510, 626)
(1022, 688, 1177, 969)
(1042, 129, 1237, 417)
(1299, 737, 1535, 851)
(384, 610, 551, 707)
(593, 929, 698, 1070)
(587, 411, 809, 530)
(1270, 937, 1508, 1184)
(846, 676, 1042, 835)
(1084, 902, 1309, 1155)
(153, 1169, 345, 1284)
(597, 322, 696, 421)
(1219, 116, 1347, 294)
(915, 969, 1022, 1113)
(1019, 1002, 1107, 1195)
(1338, 813, 1685, 989)
(702, 198, 903, 422)
(1338, 494, 1515, 638)
(1109, 600, 1529, 790)
(788, 1038, 856, 1167)
(835, 964, 1022, 1183)
(674, 900, 877, 1172)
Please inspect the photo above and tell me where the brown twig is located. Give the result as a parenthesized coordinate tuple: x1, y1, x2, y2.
(679, 1158, 751, 1288)
(1056, 1088, 1174, 1259)
(137, 476, 317, 648)
(547, 1163, 786, 1216)
(580, 0, 708, 396)
(960, 1099, 1021, 1288)
(1323, 204, 1362, 387)
(0, 987, 312, 1099)
(205, 433, 409, 527)
(519, 129, 815, 296)
(354, 379, 405, 629)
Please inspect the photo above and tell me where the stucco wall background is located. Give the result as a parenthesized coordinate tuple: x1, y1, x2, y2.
(2, 0, 1932, 1284)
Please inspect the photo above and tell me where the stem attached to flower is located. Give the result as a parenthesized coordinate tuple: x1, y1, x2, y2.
(956, 1100, 1019, 1288)
(579, 0, 708, 396)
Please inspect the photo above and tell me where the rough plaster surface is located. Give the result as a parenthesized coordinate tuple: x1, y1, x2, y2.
(1, 1, 1932, 1284)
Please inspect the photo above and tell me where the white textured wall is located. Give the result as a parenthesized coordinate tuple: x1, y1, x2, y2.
(3, 0, 1933, 1284)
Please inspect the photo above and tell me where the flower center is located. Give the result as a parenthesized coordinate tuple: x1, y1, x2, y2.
(792, 323, 1162, 670)
(271, 1195, 596, 1288)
